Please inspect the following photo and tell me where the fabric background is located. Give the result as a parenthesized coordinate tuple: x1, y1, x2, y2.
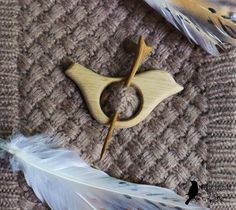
(0, 0, 235, 209)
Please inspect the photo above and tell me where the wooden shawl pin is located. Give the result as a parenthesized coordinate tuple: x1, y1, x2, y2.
(65, 36, 183, 160)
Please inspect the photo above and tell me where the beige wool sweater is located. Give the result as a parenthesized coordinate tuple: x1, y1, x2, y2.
(0, 0, 235, 209)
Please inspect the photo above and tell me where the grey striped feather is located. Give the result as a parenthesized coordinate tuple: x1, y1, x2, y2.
(0, 134, 209, 210)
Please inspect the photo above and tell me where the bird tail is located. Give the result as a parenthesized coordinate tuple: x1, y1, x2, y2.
(185, 198, 191, 205)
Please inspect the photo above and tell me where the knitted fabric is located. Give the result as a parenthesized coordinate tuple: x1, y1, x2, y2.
(0, 0, 235, 209)
(0, 0, 21, 209)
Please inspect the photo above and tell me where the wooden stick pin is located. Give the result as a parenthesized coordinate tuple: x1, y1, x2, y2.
(65, 36, 183, 159)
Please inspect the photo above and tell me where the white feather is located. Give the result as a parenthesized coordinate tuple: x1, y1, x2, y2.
(0, 134, 209, 210)
(144, 0, 236, 55)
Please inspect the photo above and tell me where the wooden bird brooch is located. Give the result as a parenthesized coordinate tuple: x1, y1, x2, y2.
(65, 36, 183, 159)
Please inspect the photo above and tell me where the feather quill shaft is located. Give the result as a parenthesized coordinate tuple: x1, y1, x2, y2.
(145, 0, 236, 55)
(0, 134, 209, 210)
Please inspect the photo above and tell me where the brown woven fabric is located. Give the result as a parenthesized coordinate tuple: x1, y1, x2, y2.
(0, 0, 235, 209)
(198, 50, 236, 210)
(0, 0, 21, 209)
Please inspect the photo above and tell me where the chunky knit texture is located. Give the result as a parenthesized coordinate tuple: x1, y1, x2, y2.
(0, 0, 235, 209)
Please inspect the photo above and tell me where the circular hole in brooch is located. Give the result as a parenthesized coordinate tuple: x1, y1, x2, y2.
(100, 81, 142, 121)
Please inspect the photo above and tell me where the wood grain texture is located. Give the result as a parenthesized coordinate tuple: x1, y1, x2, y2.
(65, 63, 183, 128)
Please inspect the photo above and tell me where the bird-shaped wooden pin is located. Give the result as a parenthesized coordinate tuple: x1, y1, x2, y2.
(65, 36, 183, 159)
(145, 0, 236, 55)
